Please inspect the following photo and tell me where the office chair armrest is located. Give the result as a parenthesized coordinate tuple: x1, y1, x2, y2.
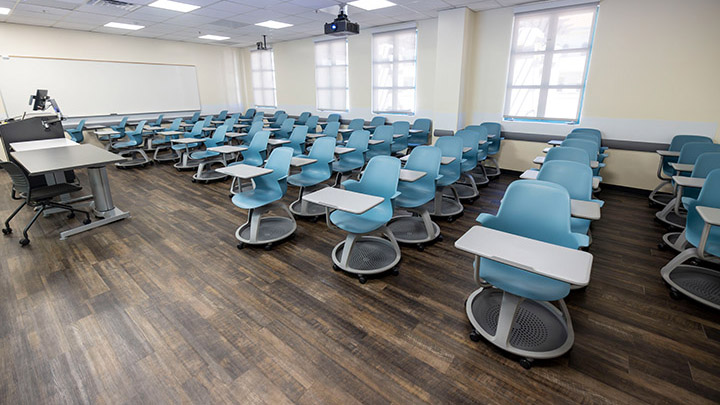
(475, 213, 494, 224)
(574, 233, 590, 248)
(341, 180, 361, 192)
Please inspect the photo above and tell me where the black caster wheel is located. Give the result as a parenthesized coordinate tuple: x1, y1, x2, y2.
(236, 242, 244, 250)
(191, 179, 197, 183)
(468, 198, 477, 204)
(310, 216, 320, 223)
(469, 330, 481, 342)
(519, 358, 534, 370)
(19, 238, 30, 247)
(447, 217, 455, 223)
(229, 194, 234, 199)
(83, 218, 92, 225)
(67, 212, 76, 219)
(332, 264, 341, 272)
(416, 243, 424, 252)
(2, 228, 11, 235)
(689, 259, 700, 266)
(391, 267, 399, 276)
(669, 287, 682, 300)
(358, 275, 367, 284)
(437, 234, 443, 242)
(649, 201, 656, 208)
(264, 243, 273, 251)
(658, 242, 668, 251)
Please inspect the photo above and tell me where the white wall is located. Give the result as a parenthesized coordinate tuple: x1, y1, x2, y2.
(0, 23, 243, 120)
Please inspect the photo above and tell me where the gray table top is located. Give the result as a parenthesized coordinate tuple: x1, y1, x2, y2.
(11, 144, 125, 175)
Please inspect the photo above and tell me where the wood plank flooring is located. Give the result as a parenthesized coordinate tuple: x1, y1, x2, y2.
(1, 143, 719, 404)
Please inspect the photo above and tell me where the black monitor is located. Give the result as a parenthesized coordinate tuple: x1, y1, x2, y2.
(30, 89, 48, 111)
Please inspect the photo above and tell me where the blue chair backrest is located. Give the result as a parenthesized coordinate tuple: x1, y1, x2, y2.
(288, 126, 308, 155)
(256, 147, 293, 195)
(567, 132, 601, 151)
(187, 112, 200, 123)
(280, 118, 295, 133)
(230, 113, 241, 122)
(341, 130, 370, 166)
(305, 116, 319, 132)
(327, 113, 340, 123)
(113, 117, 128, 130)
(272, 113, 288, 127)
(456, 128, 480, 172)
(465, 125, 489, 160)
(207, 125, 227, 148)
(323, 121, 340, 136)
(545, 146, 591, 166)
(126, 120, 147, 144)
(481, 122, 501, 153)
(570, 128, 601, 143)
(167, 118, 181, 131)
(75, 120, 86, 131)
(371, 125, 394, 155)
(151, 114, 163, 126)
(245, 121, 263, 144)
(678, 142, 720, 165)
(242, 130, 270, 166)
(303, 137, 336, 179)
(537, 160, 594, 202)
(348, 118, 364, 131)
(223, 118, 234, 130)
(217, 110, 228, 121)
(370, 116, 386, 127)
(186, 121, 203, 137)
(392, 121, 410, 149)
(252, 112, 264, 122)
(359, 156, 401, 201)
(410, 118, 432, 144)
(297, 112, 311, 125)
(685, 169, 720, 249)
(435, 136, 463, 184)
(402, 146, 442, 197)
(562, 139, 598, 162)
(683, 153, 720, 200)
(244, 108, 256, 119)
(479, 180, 581, 249)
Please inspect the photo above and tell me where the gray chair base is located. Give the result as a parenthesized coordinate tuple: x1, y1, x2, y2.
(661, 248, 720, 310)
(192, 157, 230, 182)
(173, 150, 201, 170)
(655, 197, 686, 228)
(660, 230, 691, 253)
(466, 287, 574, 368)
(331, 226, 401, 284)
(115, 148, 151, 168)
(649, 179, 674, 207)
(289, 185, 328, 218)
(483, 157, 501, 178)
(235, 202, 296, 250)
(387, 208, 441, 248)
(425, 187, 463, 220)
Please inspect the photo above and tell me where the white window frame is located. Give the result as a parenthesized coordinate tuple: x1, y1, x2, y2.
(315, 38, 349, 112)
(250, 49, 277, 108)
(372, 27, 417, 115)
(503, 3, 599, 123)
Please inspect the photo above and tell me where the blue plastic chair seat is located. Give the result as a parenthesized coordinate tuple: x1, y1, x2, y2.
(478, 258, 570, 301)
(172, 143, 198, 150)
(395, 183, 434, 207)
(190, 150, 220, 160)
(113, 140, 138, 148)
(288, 172, 328, 187)
(329, 203, 392, 234)
(570, 217, 590, 235)
(232, 188, 281, 210)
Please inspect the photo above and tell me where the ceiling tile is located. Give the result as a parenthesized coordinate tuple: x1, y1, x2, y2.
(163, 13, 218, 26)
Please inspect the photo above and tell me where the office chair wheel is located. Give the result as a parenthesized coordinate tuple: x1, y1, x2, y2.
(2, 227, 11, 235)
(416, 243, 425, 252)
(669, 287, 682, 300)
(83, 218, 92, 225)
(67, 212, 75, 219)
(469, 330, 481, 342)
(658, 242, 668, 251)
(447, 216, 455, 223)
(264, 243, 273, 251)
(191, 179, 197, 183)
(310, 215, 320, 223)
(519, 358, 534, 370)
(333, 264, 341, 271)
(19, 238, 29, 247)
(436, 234, 443, 242)
(358, 275, 367, 284)
(236, 242, 245, 250)
(391, 267, 399, 276)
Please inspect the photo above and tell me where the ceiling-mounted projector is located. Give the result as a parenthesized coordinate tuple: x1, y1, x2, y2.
(324, 8, 359, 36)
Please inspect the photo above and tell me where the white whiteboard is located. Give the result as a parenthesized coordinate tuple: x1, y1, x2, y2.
(0, 56, 201, 118)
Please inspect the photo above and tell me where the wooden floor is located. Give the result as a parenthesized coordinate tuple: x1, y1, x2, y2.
(1, 146, 719, 404)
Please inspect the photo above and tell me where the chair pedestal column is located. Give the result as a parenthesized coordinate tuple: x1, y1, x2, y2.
(235, 202, 297, 249)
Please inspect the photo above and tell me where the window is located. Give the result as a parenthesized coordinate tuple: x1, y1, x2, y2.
(315, 39, 349, 111)
(503, 4, 598, 123)
(250, 50, 277, 107)
(372, 28, 417, 114)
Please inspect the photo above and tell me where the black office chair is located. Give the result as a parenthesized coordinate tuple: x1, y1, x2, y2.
(1, 161, 91, 247)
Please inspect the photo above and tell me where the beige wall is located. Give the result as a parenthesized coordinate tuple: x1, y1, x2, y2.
(464, 0, 720, 190)
(0, 23, 243, 118)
